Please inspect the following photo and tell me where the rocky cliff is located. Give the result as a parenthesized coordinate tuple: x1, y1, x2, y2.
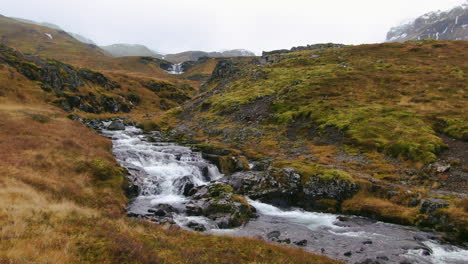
(386, 2, 468, 42)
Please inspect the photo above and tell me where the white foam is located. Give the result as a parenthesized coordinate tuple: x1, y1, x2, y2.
(248, 199, 337, 230)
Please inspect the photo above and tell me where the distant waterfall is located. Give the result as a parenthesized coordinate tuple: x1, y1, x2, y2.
(167, 63, 184, 74)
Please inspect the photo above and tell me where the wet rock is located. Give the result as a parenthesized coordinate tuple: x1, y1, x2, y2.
(174, 176, 196, 196)
(187, 221, 206, 232)
(151, 209, 166, 217)
(376, 255, 389, 261)
(267, 231, 281, 240)
(185, 183, 256, 228)
(293, 239, 308, 246)
(419, 198, 449, 214)
(277, 238, 291, 244)
(344, 251, 352, 257)
(148, 204, 179, 217)
(399, 241, 433, 256)
(337, 216, 351, 221)
(356, 259, 381, 264)
(362, 240, 373, 245)
(413, 234, 427, 241)
(107, 120, 125, 130)
(127, 212, 140, 218)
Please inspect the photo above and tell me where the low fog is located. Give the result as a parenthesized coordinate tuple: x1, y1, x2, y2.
(1, 0, 466, 54)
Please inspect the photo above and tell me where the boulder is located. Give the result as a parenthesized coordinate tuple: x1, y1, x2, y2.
(148, 204, 179, 216)
(267, 230, 281, 240)
(185, 183, 256, 228)
(107, 120, 125, 130)
(293, 240, 308, 246)
(419, 198, 449, 214)
(186, 221, 207, 232)
(302, 176, 359, 203)
(173, 176, 196, 196)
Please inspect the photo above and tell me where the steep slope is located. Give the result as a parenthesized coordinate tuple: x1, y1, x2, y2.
(164, 40, 468, 239)
(0, 44, 195, 115)
(0, 53, 339, 264)
(100, 43, 163, 58)
(0, 15, 183, 80)
(387, 2, 468, 42)
(11, 16, 96, 44)
(180, 56, 219, 82)
(0, 15, 108, 63)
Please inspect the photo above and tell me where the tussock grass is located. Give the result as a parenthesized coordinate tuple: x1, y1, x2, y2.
(0, 87, 339, 263)
(341, 193, 418, 225)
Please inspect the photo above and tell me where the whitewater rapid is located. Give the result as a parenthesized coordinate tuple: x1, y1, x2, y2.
(102, 125, 468, 264)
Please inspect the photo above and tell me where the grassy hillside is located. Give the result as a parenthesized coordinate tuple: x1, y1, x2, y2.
(0, 15, 184, 80)
(181, 57, 218, 82)
(0, 15, 108, 63)
(163, 40, 468, 238)
(0, 46, 339, 264)
(0, 44, 196, 117)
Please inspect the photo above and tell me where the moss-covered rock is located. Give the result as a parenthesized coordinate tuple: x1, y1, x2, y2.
(185, 183, 256, 229)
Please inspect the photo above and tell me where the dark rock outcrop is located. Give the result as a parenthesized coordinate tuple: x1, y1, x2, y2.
(107, 120, 125, 130)
(224, 166, 359, 209)
(0, 44, 133, 114)
(262, 43, 345, 56)
(419, 198, 449, 214)
(209, 59, 239, 81)
(185, 183, 256, 228)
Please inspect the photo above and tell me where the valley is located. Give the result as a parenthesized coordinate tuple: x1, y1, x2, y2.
(0, 3, 467, 263)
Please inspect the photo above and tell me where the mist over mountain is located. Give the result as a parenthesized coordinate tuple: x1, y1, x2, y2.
(387, 2, 468, 41)
(100, 43, 163, 58)
(10, 16, 97, 45)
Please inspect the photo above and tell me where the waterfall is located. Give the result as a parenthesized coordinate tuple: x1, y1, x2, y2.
(167, 63, 184, 74)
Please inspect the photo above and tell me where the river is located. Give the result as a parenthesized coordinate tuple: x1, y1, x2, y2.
(101, 125, 468, 264)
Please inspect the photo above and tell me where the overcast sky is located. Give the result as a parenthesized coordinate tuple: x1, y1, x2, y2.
(1, 0, 466, 54)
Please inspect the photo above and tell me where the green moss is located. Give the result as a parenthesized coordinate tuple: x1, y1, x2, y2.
(75, 159, 125, 182)
(441, 118, 468, 141)
(292, 105, 445, 163)
(207, 183, 234, 198)
(273, 160, 353, 183)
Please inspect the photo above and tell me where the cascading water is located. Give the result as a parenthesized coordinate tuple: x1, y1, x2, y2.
(102, 126, 221, 220)
(167, 63, 184, 74)
(101, 124, 468, 264)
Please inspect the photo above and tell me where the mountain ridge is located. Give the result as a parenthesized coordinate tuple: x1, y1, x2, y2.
(386, 2, 468, 42)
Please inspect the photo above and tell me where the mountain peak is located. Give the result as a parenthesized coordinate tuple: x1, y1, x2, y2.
(386, 1, 468, 42)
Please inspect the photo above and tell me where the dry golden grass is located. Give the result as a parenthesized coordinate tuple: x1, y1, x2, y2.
(341, 193, 418, 225)
(0, 69, 340, 263)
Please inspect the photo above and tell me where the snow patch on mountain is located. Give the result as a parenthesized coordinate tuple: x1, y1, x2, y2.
(386, 1, 468, 42)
